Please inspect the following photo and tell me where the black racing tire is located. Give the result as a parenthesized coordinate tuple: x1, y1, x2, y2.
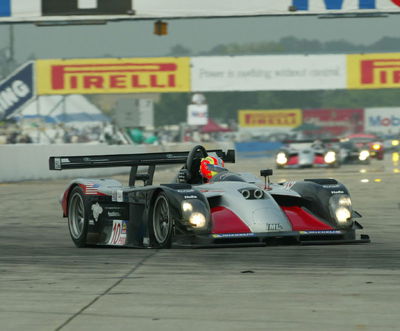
(150, 192, 173, 248)
(67, 186, 89, 248)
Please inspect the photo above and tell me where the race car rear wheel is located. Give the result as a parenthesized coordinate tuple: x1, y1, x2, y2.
(68, 186, 89, 248)
(151, 192, 173, 248)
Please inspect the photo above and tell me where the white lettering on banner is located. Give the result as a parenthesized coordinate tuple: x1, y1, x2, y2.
(191, 55, 346, 92)
(13, 80, 30, 97)
(0, 80, 30, 112)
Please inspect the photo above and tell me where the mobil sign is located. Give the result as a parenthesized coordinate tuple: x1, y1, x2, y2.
(0, 62, 34, 120)
(365, 108, 400, 134)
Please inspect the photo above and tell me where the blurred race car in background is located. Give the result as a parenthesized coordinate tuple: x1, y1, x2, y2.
(48, 145, 369, 248)
(275, 139, 340, 169)
(381, 134, 400, 152)
(338, 139, 371, 165)
(342, 133, 384, 160)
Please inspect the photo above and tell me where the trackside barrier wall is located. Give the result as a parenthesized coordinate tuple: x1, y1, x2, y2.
(235, 141, 283, 158)
(0, 142, 233, 182)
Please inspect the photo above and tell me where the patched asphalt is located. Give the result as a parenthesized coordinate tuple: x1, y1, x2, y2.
(1, 156, 399, 331)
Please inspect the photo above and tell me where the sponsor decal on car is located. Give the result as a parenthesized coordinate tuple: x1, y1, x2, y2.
(54, 158, 61, 170)
(283, 181, 296, 190)
(331, 190, 345, 194)
(266, 223, 284, 231)
(112, 189, 124, 202)
(84, 183, 100, 195)
(299, 230, 342, 234)
(91, 202, 103, 222)
(212, 233, 255, 238)
(108, 220, 128, 246)
(184, 195, 198, 199)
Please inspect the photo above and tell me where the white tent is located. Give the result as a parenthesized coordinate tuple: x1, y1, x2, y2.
(12, 95, 111, 144)
(13, 94, 110, 127)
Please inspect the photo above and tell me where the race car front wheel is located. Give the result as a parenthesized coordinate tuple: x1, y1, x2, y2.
(68, 186, 89, 248)
(150, 192, 173, 248)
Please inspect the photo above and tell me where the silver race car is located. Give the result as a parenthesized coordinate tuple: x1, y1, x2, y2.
(275, 139, 340, 169)
(49, 145, 369, 248)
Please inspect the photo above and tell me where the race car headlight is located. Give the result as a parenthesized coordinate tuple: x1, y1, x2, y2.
(372, 143, 381, 150)
(324, 151, 336, 164)
(338, 195, 352, 206)
(189, 212, 206, 228)
(276, 152, 288, 165)
(392, 140, 399, 147)
(335, 207, 352, 224)
(359, 150, 370, 161)
(329, 194, 353, 228)
(182, 201, 193, 212)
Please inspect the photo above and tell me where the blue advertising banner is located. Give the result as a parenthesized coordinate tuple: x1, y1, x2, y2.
(0, 62, 34, 120)
(235, 141, 283, 158)
(0, 0, 11, 17)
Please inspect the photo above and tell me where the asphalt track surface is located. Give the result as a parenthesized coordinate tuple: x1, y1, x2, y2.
(1, 155, 400, 331)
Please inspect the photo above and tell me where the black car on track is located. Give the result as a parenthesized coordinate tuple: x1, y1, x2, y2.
(49, 145, 370, 248)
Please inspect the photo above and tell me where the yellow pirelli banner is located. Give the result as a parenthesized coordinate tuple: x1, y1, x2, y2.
(239, 109, 302, 128)
(347, 53, 400, 89)
(36, 57, 191, 95)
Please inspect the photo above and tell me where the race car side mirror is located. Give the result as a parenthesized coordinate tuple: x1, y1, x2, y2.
(260, 169, 273, 177)
(225, 149, 235, 163)
(260, 169, 273, 190)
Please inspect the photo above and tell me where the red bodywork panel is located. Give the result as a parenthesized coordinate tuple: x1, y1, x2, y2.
(313, 155, 325, 164)
(287, 155, 299, 165)
(211, 206, 251, 234)
(281, 206, 334, 231)
(61, 183, 107, 217)
(61, 189, 69, 216)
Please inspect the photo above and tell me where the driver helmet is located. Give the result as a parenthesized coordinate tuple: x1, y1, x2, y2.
(199, 154, 225, 181)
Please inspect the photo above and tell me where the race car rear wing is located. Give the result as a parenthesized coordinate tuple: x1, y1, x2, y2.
(49, 149, 235, 171)
(49, 148, 235, 186)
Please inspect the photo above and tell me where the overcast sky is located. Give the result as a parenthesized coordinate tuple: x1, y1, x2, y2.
(1, 14, 400, 64)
